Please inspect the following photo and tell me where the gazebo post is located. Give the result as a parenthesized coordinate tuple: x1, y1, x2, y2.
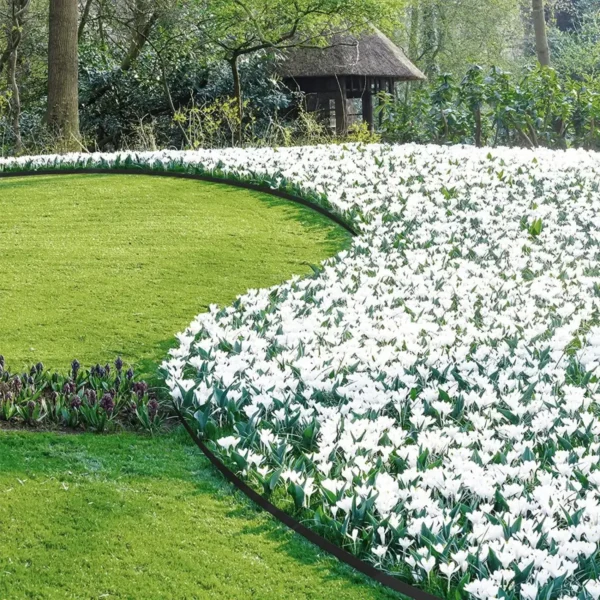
(335, 76, 348, 135)
(362, 79, 374, 131)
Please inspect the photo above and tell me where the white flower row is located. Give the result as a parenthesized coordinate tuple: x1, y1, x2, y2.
(7, 143, 600, 600)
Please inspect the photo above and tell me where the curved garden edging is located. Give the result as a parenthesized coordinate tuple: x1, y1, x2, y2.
(0, 165, 439, 599)
(175, 408, 441, 600)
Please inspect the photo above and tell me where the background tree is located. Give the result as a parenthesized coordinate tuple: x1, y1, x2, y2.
(392, 0, 525, 77)
(0, 0, 31, 152)
(532, 0, 551, 65)
(47, 0, 80, 145)
(545, 0, 600, 76)
(205, 0, 402, 143)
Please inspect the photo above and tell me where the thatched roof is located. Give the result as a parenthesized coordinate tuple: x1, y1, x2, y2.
(277, 29, 426, 81)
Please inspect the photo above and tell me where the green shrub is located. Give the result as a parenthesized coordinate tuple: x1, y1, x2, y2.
(378, 64, 600, 150)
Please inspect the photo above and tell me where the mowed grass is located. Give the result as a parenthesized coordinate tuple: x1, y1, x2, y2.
(0, 430, 402, 600)
(0, 173, 350, 373)
(0, 174, 384, 599)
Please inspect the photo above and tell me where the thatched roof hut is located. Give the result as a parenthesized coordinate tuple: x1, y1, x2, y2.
(278, 29, 425, 134)
(279, 29, 425, 81)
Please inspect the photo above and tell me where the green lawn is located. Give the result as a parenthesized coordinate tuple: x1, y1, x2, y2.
(0, 430, 401, 600)
(0, 174, 388, 599)
(0, 173, 349, 373)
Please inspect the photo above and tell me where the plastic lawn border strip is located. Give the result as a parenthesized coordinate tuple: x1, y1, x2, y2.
(0, 168, 358, 236)
(175, 410, 442, 600)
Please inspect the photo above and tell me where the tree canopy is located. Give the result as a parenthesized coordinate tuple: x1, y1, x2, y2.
(0, 0, 597, 153)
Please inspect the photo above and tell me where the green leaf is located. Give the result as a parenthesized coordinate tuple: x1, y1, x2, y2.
(497, 407, 519, 424)
(486, 547, 502, 573)
(231, 451, 248, 472)
(267, 468, 282, 493)
(514, 561, 534, 585)
(288, 482, 305, 511)
(528, 217, 543, 237)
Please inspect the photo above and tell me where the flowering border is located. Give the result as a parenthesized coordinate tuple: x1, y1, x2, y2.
(176, 404, 440, 600)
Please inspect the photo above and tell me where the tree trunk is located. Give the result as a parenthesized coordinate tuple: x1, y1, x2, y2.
(408, 4, 419, 59)
(5, 0, 29, 154)
(0, 46, 11, 77)
(440, 108, 448, 143)
(230, 55, 243, 146)
(532, 0, 550, 66)
(474, 105, 482, 147)
(422, 2, 438, 75)
(47, 0, 80, 146)
(77, 0, 94, 42)
(120, 10, 156, 71)
(8, 46, 22, 153)
(404, 3, 420, 104)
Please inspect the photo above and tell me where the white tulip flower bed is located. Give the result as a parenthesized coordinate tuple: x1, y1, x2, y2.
(5, 143, 600, 600)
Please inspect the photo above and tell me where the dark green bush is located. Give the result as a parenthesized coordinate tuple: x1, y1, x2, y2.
(379, 65, 600, 150)
(79, 51, 295, 151)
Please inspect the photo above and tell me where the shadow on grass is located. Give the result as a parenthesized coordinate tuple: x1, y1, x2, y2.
(252, 190, 353, 254)
(0, 429, 403, 599)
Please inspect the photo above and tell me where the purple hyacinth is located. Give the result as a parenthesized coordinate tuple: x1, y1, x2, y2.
(86, 389, 97, 405)
(148, 398, 159, 420)
(100, 393, 115, 414)
(71, 395, 82, 409)
(133, 381, 148, 399)
(71, 359, 80, 378)
(115, 357, 123, 372)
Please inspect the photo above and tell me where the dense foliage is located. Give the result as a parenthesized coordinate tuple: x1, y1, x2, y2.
(1, 0, 599, 153)
(378, 65, 600, 149)
(79, 49, 297, 150)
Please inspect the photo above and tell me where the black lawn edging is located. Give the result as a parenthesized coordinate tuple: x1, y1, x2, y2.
(176, 410, 442, 600)
(1, 165, 441, 600)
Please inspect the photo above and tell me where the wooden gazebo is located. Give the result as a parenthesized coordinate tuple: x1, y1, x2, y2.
(278, 29, 426, 134)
